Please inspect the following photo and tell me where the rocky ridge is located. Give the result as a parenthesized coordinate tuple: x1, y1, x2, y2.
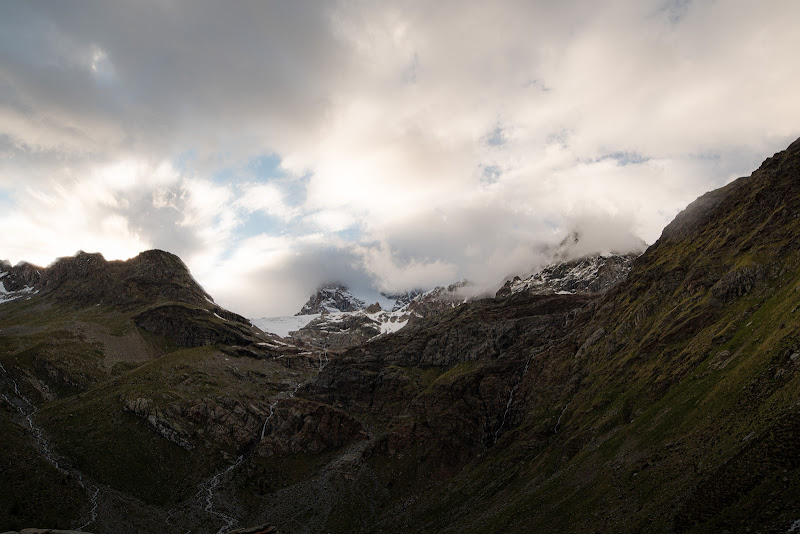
(0, 249, 272, 350)
(286, 281, 473, 351)
(295, 285, 367, 315)
(283, 259, 636, 353)
(495, 252, 639, 298)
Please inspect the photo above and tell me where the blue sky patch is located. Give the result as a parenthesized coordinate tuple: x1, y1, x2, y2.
(238, 210, 289, 239)
(486, 126, 507, 147)
(248, 153, 286, 180)
(0, 187, 13, 210)
(480, 164, 502, 184)
(599, 151, 650, 166)
(335, 225, 363, 242)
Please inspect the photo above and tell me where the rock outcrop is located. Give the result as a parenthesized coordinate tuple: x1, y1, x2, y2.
(496, 252, 638, 298)
(290, 313, 383, 350)
(296, 285, 366, 315)
(0, 248, 271, 349)
(0, 261, 43, 292)
(256, 399, 366, 457)
(122, 397, 194, 450)
(36, 249, 214, 308)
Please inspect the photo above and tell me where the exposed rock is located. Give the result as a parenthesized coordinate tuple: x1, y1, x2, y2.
(291, 313, 382, 350)
(21, 249, 213, 308)
(257, 398, 366, 457)
(287, 282, 474, 351)
(497, 253, 638, 298)
(0, 260, 44, 291)
(122, 396, 194, 450)
(296, 284, 366, 315)
(380, 289, 424, 311)
(185, 396, 263, 447)
(403, 281, 471, 320)
(710, 263, 780, 301)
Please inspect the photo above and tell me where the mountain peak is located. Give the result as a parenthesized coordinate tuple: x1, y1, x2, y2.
(553, 227, 647, 263)
(296, 284, 367, 315)
(496, 252, 638, 298)
(1, 249, 214, 308)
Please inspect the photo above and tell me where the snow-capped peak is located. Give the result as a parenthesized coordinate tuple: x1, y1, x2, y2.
(496, 253, 639, 298)
(497, 230, 646, 299)
(296, 284, 367, 315)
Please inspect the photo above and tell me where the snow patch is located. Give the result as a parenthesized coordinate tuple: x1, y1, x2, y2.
(252, 314, 320, 337)
(0, 283, 35, 304)
(380, 318, 408, 334)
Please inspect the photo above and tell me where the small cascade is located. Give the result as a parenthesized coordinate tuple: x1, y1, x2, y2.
(259, 376, 307, 440)
(318, 348, 329, 371)
(194, 455, 244, 534)
(0, 361, 65, 472)
(0, 361, 101, 530)
(260, 400, 278, 440)
(554, 401, 570, 433)
(493, 354, 533, 444)
(75, 486, 100, 531)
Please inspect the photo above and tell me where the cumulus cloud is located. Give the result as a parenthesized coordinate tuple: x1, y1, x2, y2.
(1, 0, 799, 315)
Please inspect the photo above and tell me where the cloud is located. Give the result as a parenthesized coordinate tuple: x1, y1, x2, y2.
(1, 1, 799, 315)
(236, 183, 299, 222)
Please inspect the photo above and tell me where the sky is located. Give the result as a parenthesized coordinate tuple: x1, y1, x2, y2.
(1, 0, 799, 317)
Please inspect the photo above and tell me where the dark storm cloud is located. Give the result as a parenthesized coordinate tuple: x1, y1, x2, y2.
(0, 1, 347, 167)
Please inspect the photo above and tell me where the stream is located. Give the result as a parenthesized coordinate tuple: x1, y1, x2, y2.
(554, 401, 570, 433)
(166, 367, 319, 533)
(196, 455, 245, 534)
(493, 353, 534, 444)
(0, 361, 100, 530)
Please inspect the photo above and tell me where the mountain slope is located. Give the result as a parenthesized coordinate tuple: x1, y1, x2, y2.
(296, 285, 368, 315)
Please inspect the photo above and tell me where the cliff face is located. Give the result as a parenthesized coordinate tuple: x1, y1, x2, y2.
(496, 252, 638, 298)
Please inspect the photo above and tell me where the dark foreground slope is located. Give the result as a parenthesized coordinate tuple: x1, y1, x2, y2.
(2, 138, 800, 533)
